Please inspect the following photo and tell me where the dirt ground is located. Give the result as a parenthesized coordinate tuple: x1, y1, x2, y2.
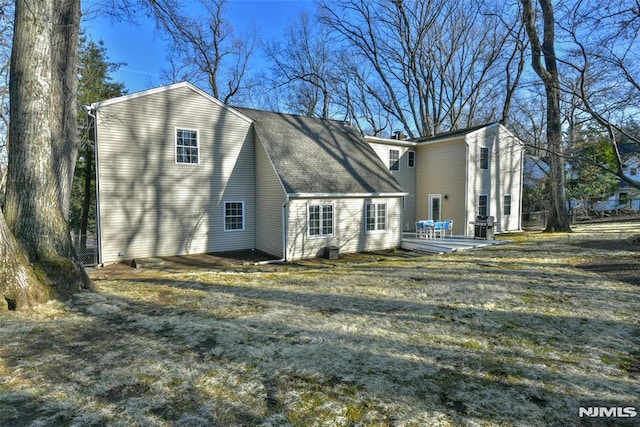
(96, 239, 640, 288)
(574, 237, 640, 286)
(96, 217, 640, 287)
(93, 249, 420, 278)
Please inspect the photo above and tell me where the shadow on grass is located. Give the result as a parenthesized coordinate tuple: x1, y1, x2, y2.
(2, 257, 638, 426)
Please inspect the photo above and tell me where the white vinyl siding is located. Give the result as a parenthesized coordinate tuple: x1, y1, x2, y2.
(286, 197, 402, 260)
(492, 126, 524, 232)
(95, 84, 254, 264)
(469, 126, 523, 233)
(367, 140, 417, 231)
(254, 138, 286, 258)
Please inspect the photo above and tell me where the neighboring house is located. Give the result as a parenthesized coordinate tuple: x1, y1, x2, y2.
(367, 123, 525, 236)
(594, 155, 640, 212)
(90, 82, 405, 265)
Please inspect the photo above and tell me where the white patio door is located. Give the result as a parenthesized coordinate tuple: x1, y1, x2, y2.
(428, 194, 442, 221)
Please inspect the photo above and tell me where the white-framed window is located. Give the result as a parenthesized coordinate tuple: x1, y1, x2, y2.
(479, 195, 489, 216)
(407, 150, 415, 168)
(308, 203, 334, 236)
(224, 201, 244, 231)
(366, 202, 387, 232)
(176, 128, 199, 164)
(479, 147, 489, 170)
(389, 149, 400, 171)
(504, 195, 511, 215)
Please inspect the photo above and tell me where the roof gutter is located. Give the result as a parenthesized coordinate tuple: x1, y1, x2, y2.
(287, 192, 407, 199)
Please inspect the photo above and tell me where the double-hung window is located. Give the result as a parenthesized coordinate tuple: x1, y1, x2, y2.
(504, 195, 511, 215)
(366, 203, 387, 232)
(308, 204, 334, 236)
(176, 128, 199, 164)
(389, 149, 400, 171)
(479, 147, 489, 170)
(479, 195, 488, 216)
(224, 201, 244, 231)
(407, 150, 415, 168)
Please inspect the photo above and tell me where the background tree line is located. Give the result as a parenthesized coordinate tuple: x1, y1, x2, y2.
(0, 0, 639, 309)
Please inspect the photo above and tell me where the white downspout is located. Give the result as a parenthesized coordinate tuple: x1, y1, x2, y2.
(86, 106, 103, 266)
(282, 194, 289, 262)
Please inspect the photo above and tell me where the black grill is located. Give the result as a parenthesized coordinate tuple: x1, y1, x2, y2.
(473, 215, 495, 240)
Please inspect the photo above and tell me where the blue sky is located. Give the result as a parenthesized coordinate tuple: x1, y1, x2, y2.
(83, 0, 314, 94)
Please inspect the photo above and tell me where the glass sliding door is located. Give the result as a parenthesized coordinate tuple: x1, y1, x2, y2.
(428, 194, 442, 221)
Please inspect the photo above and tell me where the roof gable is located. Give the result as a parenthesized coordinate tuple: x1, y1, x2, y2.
(235, 108, 404, 195)
(414, 123, 498, 144)
(90, 82, 252, 124)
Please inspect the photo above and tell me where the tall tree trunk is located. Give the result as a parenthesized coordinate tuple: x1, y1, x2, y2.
(52, 0, 82, 221)
(521, 0, 571, 232)
(1, 0, 91, 309)
(0, 211, 49, 311)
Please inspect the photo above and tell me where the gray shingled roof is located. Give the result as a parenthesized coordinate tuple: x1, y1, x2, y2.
(235, 108, 404, 194)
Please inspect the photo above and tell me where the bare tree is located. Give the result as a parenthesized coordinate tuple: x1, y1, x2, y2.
(0, 0, 13, 170)
(264, 12, 337, 118)
(321, 0, 518, 137)
(482, 0, 529, 125)
(84, 0, 254, 103)
(520, 0, 571, 232)
(155, 0, 256, 104)
(559, 0, 640, 190)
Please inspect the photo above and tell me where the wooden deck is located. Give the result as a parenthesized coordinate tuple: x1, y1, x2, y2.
(401, 233, 504, 254)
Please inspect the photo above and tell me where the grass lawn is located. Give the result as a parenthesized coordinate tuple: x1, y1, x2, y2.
(1, 222, 639, 426)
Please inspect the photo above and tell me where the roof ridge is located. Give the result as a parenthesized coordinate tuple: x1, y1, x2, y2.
(233, 106, 352, 126)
